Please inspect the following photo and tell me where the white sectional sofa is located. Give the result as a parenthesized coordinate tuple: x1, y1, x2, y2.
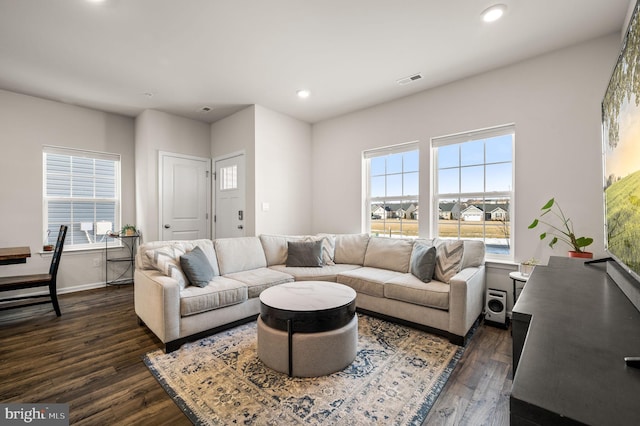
(134, 234, 485, 352)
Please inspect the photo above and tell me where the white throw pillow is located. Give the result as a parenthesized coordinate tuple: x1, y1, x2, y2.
(309, 234, 336, 265)
(145, 245, 187, 289)
(434, 240, 464, 283)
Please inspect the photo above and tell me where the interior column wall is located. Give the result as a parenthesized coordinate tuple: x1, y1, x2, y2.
(254, 105, 312, 235)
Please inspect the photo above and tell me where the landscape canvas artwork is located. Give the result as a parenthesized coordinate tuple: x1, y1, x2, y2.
(602, 0, 640, 277)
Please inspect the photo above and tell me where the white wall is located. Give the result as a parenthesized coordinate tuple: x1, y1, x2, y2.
(210, 105, 312, 236)
(311, 34, 621, 309)
(210, 106, 257, 236)
(254, 105, 312, 235)
(0, 89, 135, 293)
(312, 34, 620, 263)
(135, 109, 211, 242)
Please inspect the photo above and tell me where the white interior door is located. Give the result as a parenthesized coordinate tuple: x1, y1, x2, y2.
(215, 154, 245, 238)
(160, 152, 211, 241)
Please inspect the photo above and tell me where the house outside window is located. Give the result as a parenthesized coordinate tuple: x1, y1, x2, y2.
(364, 142, 419, 238)
(43, 146, 121, 249)
(432, 124, 514, 259)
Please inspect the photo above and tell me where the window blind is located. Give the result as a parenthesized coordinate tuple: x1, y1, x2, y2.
(43, 146, 121, 248)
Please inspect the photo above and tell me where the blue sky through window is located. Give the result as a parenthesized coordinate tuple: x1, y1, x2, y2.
(438, 134, 512, 194)
(370, 150, 419, 197)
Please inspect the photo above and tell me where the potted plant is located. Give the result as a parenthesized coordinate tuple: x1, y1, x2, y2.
(519, 257, 539, 276)
(43, 229, 54, 251)
(528, 198, 594, 258)
(121, 224, 137, 237)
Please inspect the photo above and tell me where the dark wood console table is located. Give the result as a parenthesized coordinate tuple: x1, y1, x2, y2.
(511, 256, 640, 425)
(0, 246, 31, 265)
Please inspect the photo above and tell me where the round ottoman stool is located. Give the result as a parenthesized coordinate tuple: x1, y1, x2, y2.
(257, 281, 358, 377)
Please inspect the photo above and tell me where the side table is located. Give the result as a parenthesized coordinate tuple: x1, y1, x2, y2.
(105, 233, 139, 285)
(509, 271, 529, 305)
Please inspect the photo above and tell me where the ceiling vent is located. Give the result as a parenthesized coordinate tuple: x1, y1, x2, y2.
(396, 73, 423, 86)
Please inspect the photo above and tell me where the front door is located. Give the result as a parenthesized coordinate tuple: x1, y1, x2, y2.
(215, 154, 245, 238)
(160, 152, 211, 240)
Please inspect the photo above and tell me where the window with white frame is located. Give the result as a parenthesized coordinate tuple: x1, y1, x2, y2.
(43, 146, 121, 249)
(364, 142, 419, 238)
(220, 165, 238, 190)
(432, 124, 514, 259)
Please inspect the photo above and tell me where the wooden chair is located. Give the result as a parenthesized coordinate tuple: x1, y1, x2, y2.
(0, 225, 68, 316)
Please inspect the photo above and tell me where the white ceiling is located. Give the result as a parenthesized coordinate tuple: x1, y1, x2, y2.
(0, 0, 632, 124)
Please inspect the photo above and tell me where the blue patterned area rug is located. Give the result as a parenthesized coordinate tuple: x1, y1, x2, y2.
(143, 314, 466, 425)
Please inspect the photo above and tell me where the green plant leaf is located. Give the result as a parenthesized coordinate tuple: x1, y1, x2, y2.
(542, 198, 555, 210)
(539, 232, 546, 240)
(575, 237, 594, 248)
(549, 236, 558, 247)
(528, 219, 539, 229)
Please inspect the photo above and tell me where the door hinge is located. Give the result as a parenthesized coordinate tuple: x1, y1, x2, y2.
(206, 170, 210, 178)
(214, 215, 216, 223)
(206, 213, 209, 220)
(213, 171, 216, 180)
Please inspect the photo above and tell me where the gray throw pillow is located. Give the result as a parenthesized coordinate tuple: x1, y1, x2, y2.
(180, 246, 215, 287)
(411, 244, 437, 283)
(286, 240, 323, 267)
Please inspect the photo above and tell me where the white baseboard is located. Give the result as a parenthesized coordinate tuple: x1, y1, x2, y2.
(2, 281, 108, 299)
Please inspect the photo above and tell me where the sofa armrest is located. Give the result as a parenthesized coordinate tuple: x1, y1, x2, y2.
(134, 268, 181, 343)
(448, 265, 485, 338)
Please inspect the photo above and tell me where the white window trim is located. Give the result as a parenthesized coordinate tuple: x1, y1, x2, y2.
(43, 145, 122, 251)
(363, 140, 419, 237)
(431, 124, 515, 261)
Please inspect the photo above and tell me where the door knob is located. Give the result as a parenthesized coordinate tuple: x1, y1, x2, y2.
(237, 225, 244, 230)
(164, 224, 171, 229)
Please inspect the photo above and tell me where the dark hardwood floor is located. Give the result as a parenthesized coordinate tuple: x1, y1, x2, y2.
(0, 286, 512, 425)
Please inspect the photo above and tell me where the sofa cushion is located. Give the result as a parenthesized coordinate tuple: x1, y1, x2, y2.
(215, 237, 267, 275)
(334, 234, 370, 265)
(270, 264, 362, 282)
(260, 234, 336, 266)
(411, 244, 437, 282)
(337, 267, 404, 298)
(180, 276, 248, 317)
(138, 239, 216, 271)
(259, 234, 304, 266)
(435, 240, 464, 283)
(461, 240, 486, 269)
(224, 268, 294, 298)
(363, 237, 414, 273)
(384, 273, 450, 310)
(286, 240, 323, 267)
(180, 246, 216, 287)
(145, 245, 188, 289)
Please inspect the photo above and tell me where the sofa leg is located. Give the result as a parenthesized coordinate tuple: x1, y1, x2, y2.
(449, 334, 465, 346)
(165, 341, 181, 353)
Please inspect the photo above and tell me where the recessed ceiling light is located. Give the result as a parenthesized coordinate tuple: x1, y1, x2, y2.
(481, 4, 507, 23)
(86, 0, 107, 3)
(296, 89, 311, 99)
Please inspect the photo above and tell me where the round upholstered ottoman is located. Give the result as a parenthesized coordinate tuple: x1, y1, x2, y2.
(257, 281, 358, 377)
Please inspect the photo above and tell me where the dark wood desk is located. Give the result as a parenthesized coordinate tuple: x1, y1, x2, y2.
(0, 246, 31, 265)
(511, 257, 640, 425)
